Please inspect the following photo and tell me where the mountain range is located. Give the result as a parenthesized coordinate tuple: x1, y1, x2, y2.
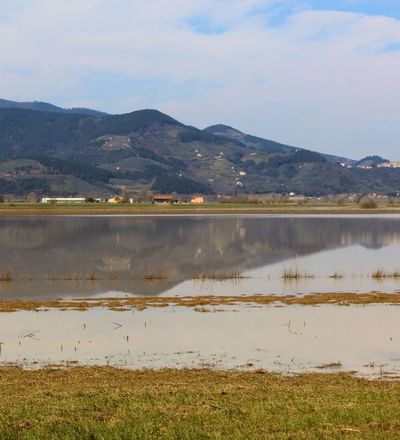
(0, 98, 397, 197)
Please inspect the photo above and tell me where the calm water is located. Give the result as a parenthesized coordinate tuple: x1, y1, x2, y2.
(1, 305, 399, 379)
(1, 215, 400, 299)
(2, 214, 400, 375)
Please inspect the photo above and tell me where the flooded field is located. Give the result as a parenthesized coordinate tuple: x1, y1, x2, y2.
(1, 215, 400, 298)
(0, 304, 399, 379)
(1, 214, 400, 376)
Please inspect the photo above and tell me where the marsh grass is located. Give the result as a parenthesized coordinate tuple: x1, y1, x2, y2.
(143, 273, 168, 281)
(371, 268, 400, 279)
(282, 266, 315, 280)
(0, 270, 12, 282)
(330, 271, 344, 279)
(193, 271, 246, 281)
(0, 368, 400, 439)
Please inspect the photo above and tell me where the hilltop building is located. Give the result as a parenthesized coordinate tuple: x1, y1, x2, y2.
(378, 162, 400, 169)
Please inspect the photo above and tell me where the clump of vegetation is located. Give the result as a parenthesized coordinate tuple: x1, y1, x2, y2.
(316, 361, 343, 369)
(282, 267, 315, 280)
(330, 271, 344, 279)
(371, 268, 400, 279)
(359, 197, 378, 209)
(194, 271, 245, 281)
(0, 270, 12, 282)
(143, 273, 167, 281)
(336, 196, 347, 206)
(220, 197, 261, 204)
(87, 273, 96, 281)
(62, 274, 78, 281)
(296, 198, 309, 205)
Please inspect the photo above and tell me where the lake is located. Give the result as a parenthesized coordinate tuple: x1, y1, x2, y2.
(1, 215, 400, 299)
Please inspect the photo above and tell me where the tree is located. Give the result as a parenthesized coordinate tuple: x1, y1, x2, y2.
(121, 187, 130, 203)
(137, 188, 152, 203)
(27, 192, 39, 203)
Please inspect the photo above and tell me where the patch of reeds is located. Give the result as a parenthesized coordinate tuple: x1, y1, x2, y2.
(330, 271, 344, 279)
(371, 268, 400, 279)
(143, 273, 167, 281)
(282, 267, 315, 280)
(193, 271, 245, 281)
(0, 270, 12, 282)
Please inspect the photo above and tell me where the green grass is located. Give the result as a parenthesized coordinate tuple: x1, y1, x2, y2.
(0, 368, 400, 439)
(1, 202, 400, 216)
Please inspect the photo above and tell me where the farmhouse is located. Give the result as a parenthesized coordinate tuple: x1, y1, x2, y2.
(152, 194, 176, 204)
(191, 196, 205, 204)
(107, 196, 123, 203)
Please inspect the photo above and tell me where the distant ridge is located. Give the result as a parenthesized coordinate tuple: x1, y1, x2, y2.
(0, 98, 107, 117)
(205, 124, 355, 165)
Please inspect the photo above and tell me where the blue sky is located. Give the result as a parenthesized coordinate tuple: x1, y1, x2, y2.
(305, 0, 400, 18)
(0, 0, 399, 159)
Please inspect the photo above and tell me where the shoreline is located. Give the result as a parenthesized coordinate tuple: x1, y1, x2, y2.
(2, 292, 400, 312)
(1, 203, 400, 216)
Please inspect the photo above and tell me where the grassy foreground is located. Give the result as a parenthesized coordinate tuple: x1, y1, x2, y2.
(0, 368, 400, 439)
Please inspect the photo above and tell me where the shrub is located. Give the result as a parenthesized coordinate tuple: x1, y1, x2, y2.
(359, 197, 378, 209)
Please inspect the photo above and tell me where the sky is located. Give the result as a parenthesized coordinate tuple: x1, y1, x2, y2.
(0, 0, 399, 159)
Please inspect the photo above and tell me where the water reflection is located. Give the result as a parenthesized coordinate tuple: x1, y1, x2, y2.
(1, 215, 400, 298)
(1, 305, 399, 379)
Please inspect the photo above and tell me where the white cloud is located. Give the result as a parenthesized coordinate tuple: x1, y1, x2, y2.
(0, 1, 399, 158)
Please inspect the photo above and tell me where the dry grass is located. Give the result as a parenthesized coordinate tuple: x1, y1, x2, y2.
(282, 266, 315, 280)
(3, 292, 400, 313)
(0, 367, 400, 439)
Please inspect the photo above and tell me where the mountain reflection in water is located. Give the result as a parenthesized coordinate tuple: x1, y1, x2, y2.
(1, 215, 400, 298)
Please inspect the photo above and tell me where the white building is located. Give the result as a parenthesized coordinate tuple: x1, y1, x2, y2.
(41, 197, 86, 204)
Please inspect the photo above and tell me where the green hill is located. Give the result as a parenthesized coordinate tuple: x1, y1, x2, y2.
(0, 104, 399, 197)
